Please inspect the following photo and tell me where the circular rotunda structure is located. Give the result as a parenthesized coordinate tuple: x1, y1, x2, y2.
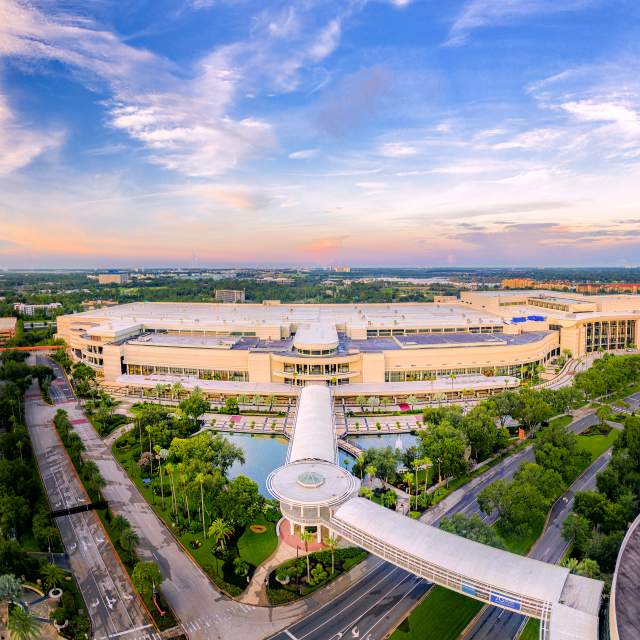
(267, 384, 359, 541)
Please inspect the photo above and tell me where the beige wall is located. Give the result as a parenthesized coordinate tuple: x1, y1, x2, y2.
(382, 333, 559, 375)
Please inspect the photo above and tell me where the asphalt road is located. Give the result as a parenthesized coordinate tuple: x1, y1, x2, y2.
(461, 442, 614, 640)
(268, 409, 606, 640)
(24, 375, 156, 640)
(268, 430, 546, 640)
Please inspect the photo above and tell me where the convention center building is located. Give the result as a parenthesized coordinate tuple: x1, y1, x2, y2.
(55, 290, 640, 403)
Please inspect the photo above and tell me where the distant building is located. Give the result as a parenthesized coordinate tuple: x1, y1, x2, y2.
(332, 266, 351, 273)
(98, 273, 130, 285)
(0, 317, 17, 344)
(501, 278, 535, 289)
(215, 289, 246, 303)
(81, 299, 119, 310)
(13, 302, 62, 316)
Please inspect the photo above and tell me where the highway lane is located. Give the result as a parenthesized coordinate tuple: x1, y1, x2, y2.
(268, 408, 605, 640)
(25, 378, 156, 640)
(461, 448, 614, 640)
(268, 427, 552, 640)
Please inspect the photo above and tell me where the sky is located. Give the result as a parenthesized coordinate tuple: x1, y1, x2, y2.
(1, 0, 640, 268)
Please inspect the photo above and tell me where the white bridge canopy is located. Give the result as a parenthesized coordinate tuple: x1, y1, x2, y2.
(287, 385, 336, 464)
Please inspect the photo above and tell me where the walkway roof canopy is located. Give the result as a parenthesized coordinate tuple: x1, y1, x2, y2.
(333, 498, 571, 605)
(288, 385, 336, 464)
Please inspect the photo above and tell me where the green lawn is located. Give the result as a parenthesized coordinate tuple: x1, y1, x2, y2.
(390, 586, 483, 640)
(548, 415, 573, 429)
(519, 618, 540, 640)
(238, 514, 278, 566)
(500, 521, 544, 556)
(577, 428, 619, 461)
(112, 434, 278, 596)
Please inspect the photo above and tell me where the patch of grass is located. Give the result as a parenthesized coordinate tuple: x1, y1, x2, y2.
(237, 514, 277, 566)
(390, 586, 483, 640)
(500, 521, 544, 556)
(577, 428, 620, 461)
(519, 618, 540, 640)
(548, 415, 573, 429)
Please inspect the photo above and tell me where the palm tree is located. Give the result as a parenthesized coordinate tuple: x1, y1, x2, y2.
(252, 395, 262, 410)
(403, 472, 414, 510)
(120, 527, 140, 553)
(422, 456, 432, 494)
(356, 454, 366, 480)
(365, 464, 377, 488)
(41, 563, 66, 591)
(448, 373, 457, 393)
(323, 536, 338, 575)
(171, 382, 184, 401)
(238, 394, 249, 410)
(154, 383, 166, 403)
(154, 445, 167, 507)
(165, 463, 177, 517)
(7, 605, 41, 640)
(411, 459, 420, 510)
(208, 518, 233, 552)
(178, 466, 191, 524)
(266, 395, 275, 411)
(407, 395, 417, 410)
(356, 395, 366, 411)
(300, 529, 315, 583)
(195, 471, 209, 537)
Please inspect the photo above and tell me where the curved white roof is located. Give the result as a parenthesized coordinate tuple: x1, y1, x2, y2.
(288, 385, 336, 464)
(332, 497, 570, 605)
(293, 322, 339, 350)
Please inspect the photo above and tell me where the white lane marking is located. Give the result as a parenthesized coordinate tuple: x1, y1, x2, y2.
(285, 631, 300, 640)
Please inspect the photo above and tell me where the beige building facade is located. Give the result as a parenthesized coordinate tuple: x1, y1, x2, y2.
(55, 291, 640, 401)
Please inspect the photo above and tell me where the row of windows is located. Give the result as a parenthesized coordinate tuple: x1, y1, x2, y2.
(295, 347, 337, 356)
(384, 349, 559, 382)
(125, 363, 248, 381)
(283, 363, 351, 375)
(150, 329, 257, 337)
(527, 298, 570, 312)
(366, 326, 503, 337)
(585, 320, 636, 353)
(283, 377, 350, 386)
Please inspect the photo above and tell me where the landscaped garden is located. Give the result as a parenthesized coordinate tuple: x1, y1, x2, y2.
(267, 545, 368, 605)
(111, 394, 281, 596)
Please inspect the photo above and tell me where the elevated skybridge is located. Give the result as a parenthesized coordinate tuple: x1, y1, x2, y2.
(267, 385, 603, 640)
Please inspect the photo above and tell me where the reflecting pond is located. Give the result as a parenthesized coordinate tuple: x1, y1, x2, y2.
(225, 433, 355, 496)
(345, 433, 418, 452)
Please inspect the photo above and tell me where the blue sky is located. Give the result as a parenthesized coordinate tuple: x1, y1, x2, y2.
(1, 0, 639, 267)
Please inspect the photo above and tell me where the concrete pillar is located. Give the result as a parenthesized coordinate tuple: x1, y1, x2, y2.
(289, 520, 294, 536)
(317, 526, 322, 544)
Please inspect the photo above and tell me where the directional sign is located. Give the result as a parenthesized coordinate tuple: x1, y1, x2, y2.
(490, 592, 521, 611)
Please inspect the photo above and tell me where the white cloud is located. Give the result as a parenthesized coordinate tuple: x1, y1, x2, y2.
(490, 128, 563, 150)
(560, 100, 640, 134)
(447, 0, 595, 45)
(355, 181, 387, 189)
(308, 19, 341, 62)
(0, 91, 63, 175)
(378, 142, 419, 157)
(0, 1, 276, 177)
(289, 148, 319, 160)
